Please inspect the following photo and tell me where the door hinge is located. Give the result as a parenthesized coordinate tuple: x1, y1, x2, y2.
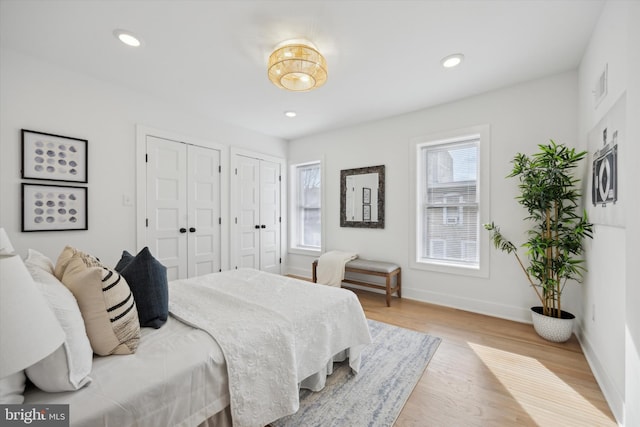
(218, 217, 222, 225)
(218, 165, 221, 173)
(235, 217, 238, 224)
(279, 258, 282, 264)
(145, 154, 148, 163)
(145, 218, 149, 227)
(279, 216, 281, 223)
(278, 175, 281, 182)
(235, 168, 238, 175)
(219, 268, 222, 272)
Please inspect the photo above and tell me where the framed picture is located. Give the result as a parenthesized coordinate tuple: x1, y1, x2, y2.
(22, 183, 88, 232)
(22, 129, 88, 183)
(363, 204, 371, 221)
(362, 187, 371, 204)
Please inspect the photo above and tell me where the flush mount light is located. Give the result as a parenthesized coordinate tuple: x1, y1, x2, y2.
(284, 111, 297, 118)
(441, 53, 464, 68)
(268, 39, 327, 92)
(113, 29, 142, 47)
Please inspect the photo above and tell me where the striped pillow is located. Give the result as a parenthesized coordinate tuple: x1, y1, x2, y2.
(59, 253, 140, 356)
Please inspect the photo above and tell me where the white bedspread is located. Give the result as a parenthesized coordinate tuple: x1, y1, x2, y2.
(168, 269, 371, 427)
(24, 317, 228, 427)
(316, 250, 358, 286)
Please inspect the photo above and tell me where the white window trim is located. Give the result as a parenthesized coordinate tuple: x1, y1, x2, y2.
(408, 124, 490, 278)
(288, 158, 324, 255)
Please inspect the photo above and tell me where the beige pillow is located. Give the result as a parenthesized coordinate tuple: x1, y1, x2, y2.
(54, 245, 104, 280)
(60, 254, 140, 356)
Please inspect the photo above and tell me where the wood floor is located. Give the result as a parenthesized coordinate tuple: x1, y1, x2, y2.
(351, 288, 616, 427)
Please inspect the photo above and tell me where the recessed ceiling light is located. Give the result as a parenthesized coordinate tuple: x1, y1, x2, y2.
(441, 53, 464, 68)
(284, 111, 297, 118)
(113, 29, 142, 47)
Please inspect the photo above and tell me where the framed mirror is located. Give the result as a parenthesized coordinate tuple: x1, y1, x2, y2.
(340, 165, 385, 228)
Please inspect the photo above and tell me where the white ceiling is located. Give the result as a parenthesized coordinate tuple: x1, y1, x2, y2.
(0, 0, 604, 140)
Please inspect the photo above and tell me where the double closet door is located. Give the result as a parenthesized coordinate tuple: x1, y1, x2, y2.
(235, 155, 281, 274)
(146, 135, 221, 280)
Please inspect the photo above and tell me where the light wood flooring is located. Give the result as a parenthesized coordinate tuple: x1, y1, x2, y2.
(346, 287, 615, 426)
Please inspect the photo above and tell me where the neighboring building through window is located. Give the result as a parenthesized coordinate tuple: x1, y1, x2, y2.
(291, 161, 321, 251)
(410, 125, 489, 277)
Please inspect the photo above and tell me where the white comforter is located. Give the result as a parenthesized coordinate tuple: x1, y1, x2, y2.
(168, 269, 372, 427)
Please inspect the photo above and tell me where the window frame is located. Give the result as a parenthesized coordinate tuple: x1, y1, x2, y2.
(409, 125, 490, 277)
(289, 159, 323, 255)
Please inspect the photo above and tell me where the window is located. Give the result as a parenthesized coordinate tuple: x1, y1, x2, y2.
(410, 125, 490, 277)
(291, 161, 321, 251)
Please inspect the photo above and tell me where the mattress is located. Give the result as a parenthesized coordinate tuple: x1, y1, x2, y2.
(23, 317, 229, 427)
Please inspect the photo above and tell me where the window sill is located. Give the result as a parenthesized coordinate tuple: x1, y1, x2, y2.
(288, 247, 321, 257)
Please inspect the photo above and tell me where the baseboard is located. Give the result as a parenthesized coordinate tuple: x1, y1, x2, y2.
(576, 329, 624, 425)
(286, 266, 312, 279)
(401, 286, 532, 324)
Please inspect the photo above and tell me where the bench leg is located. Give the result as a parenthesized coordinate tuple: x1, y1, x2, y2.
(385, 275, 391, 307)
(397, 270, 402, 299)
(312, 261, 318, 283)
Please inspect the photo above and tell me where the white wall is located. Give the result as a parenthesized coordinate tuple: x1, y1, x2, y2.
(578, 1, 640, 425)
(0, 48, 287, 267)
(288, 70, 579, 323)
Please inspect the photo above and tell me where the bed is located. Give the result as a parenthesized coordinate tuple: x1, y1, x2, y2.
(22, 267, 372, 427)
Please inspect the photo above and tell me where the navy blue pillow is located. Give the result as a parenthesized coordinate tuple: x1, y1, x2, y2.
(115, 247, 168, 329)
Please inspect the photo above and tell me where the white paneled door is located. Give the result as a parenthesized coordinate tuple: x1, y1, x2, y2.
(235, 154, 281, 274)
(146, 136, 221, 280)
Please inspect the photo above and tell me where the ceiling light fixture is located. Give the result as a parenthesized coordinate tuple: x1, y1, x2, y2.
(441, 53, 464, 68)
(268, 39, 327, 92)
(113, 29, 142, 47)
(284, 111, 297, 118)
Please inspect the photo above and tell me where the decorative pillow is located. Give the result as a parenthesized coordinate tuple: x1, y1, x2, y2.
(115, 247, 169, 329)
(60, 253, 140, 356)
(24, 252, 93, 392)
(25, 248, 55, 275)
(54, 245, 104, 280)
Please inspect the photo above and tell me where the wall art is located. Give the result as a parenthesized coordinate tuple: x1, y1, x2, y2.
(22, 183, 88, 231)
(22, 129, 88, 183)
(586, 92, 625, 227)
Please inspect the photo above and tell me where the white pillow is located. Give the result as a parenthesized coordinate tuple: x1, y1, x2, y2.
(24, 248, 55, 275)
(24, 251, 93, 392)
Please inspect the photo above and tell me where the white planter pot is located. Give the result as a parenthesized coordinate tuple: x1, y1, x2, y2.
(530, 306, 575, 343)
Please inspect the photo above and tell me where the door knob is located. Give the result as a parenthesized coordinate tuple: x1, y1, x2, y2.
(255, 225, 260, 229)
(261, 225, 266, 228)
(179, 228, 187, 233)
(189, 227, 196, 232)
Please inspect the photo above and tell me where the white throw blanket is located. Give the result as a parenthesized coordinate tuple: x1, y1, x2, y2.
(316, 250, 358, 286)
(168, 269, 371, 427)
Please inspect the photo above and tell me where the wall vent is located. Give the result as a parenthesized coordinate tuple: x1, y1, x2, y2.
(593, 63, 608, 107)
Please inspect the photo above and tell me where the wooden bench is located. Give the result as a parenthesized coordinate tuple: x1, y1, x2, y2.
(312, 258, 401, 307)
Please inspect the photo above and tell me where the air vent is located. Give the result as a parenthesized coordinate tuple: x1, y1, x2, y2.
(593, 63, 608, 107)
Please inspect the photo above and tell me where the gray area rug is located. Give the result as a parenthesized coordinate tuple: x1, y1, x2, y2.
(272, 319, 442, 427)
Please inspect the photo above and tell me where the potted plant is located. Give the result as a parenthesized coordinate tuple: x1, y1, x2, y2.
(484, 140, 594, 342)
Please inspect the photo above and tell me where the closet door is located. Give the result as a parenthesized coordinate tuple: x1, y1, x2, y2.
(259, 160, 281, 274)
(146, 136, 188, 280)
(146, 136, 220, 280)
(234, 154, 281, 273)
(237, 156, 260, 269)
(187, 145, 221, 277)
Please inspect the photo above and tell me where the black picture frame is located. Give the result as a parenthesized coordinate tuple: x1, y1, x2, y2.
(340, 165, 385, 228)
(22, 129, 88, 183)
(22, 183, 88, 232)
